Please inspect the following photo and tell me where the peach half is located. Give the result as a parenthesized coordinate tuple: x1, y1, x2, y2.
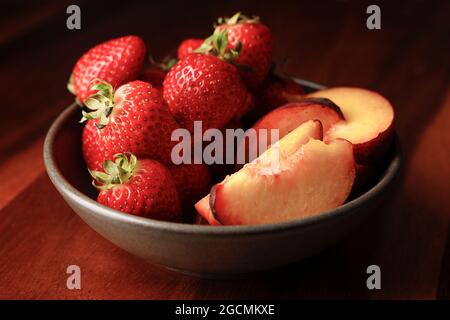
(307, 87, 395, 165)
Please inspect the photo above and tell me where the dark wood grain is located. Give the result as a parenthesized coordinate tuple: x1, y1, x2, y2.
(0, 0, 449, 299)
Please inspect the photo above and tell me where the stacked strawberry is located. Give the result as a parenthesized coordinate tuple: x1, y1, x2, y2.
(69, 35, 146, 103)
(80, 79, 179, 170)
(139, 56, 177, 89)
(90, 153, 182, 221)
(163, 50, 248, 131)
(173, 12, 279, 121)
(253, 74, 305, 118)
(177, 38, 203, 59)
(215, 12, 273, 89)
(69, 13, 316, 223)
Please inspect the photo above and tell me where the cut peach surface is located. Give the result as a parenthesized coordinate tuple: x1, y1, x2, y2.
(261, 119, 323, 161)
(196, 120, 324, 225)
(210, 138, 356, 226)
(307, 87, 395, 165)
(211, 139, 355, 225)
(249, 98, 343, 160)
(243, 115, 324, 163)
(253, 98, 344, 136)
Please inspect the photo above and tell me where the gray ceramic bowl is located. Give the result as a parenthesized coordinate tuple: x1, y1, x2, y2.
(43, 79, 401, 276)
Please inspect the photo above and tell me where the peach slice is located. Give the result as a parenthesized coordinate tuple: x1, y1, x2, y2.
(248, 98, 344, 160)
(194, 194, 221, 225)
(253, 98, 344, 136)
(196, 120, 323, 225)
(241, 119, 323, 171)
(211, 138, 355, 225)
(307, 87, 395, 165)
(264, 119, 323, 159)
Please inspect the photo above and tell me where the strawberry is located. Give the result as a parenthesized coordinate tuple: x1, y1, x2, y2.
(235, 91, 255, 119)
(70, 35, 146, 103)
(139, 66, 165, 89)
(139, 56, 177, 89)
(177, 38, 204, 59)
(254, 74, 305, 117)
(163, 51, 248, 131)
(216, 12, 273, 88)
(169, 164, 211, 209)
(90, 153, 182, 221)
(81, 80, 179, 170)
(82, 120, 105, 171)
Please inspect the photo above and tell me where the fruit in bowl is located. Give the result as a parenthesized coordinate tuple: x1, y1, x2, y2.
(89, 153, 182, 222)
(306, 87, 395, 165)
(197, 120, 356, 225)
(44, 11, 401, 274)
(62, 11, 397, 227)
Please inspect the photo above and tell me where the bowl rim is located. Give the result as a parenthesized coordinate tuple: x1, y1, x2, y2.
(43, 79, 402, 236)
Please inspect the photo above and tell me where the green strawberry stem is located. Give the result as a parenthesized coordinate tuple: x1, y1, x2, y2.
(194, 28, 241, 63)
(80, 79, 115, 129)
(89, 153, 137, 191)
(149, 55, 177, 72)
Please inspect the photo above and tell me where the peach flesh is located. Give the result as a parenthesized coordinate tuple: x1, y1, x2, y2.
(211, 139, 355, 225)
(308, 87, 395, 165)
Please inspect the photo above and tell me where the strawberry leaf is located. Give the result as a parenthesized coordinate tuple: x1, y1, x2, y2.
(227, 12, 241, 25)
(196, 28, 241, 63)
(89, 153, 138, 190)
(80, 79, 115, 128)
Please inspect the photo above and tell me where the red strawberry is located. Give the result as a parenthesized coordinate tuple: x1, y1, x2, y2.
(70, 35, 146, 103)
(169, 164, 211, 208)
(163, 53, 248, 131)
(254, 74, 305, 117)
(139, 66, 165, 89)
(81, 80, 179, 170)
(235, 91, 255, 119)
(82, 120, 105, 171)
(216, 12, 273, 88)
(90, 153, 182, 221)
(177, 38, 204, 59)
(139, 56, 177, 89)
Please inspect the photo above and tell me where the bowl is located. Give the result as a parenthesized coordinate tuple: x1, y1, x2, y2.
(43, 79, 402, 276)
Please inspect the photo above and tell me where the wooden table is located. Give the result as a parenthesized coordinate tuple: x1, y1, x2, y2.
(1, 0, 449, 299)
